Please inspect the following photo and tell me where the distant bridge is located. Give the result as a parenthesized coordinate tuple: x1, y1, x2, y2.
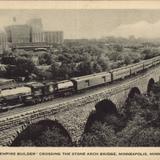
(0, 63, 160, 146)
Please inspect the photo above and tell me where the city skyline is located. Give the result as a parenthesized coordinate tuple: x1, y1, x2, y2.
(1, 10, 160, 39)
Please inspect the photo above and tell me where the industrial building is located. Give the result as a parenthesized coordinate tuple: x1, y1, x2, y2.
(44, 31, 63, 44)
(31, 31, 63, 44)
(27, 18, 43, 34)
(0, 33, 8, 53)
(5, 25, 31, 43)
(32, 32, 45, 43)
(2, 18, 64, 51)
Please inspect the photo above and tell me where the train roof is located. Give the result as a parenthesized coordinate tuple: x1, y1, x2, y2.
(57, 80, 73, 89)
(110, 61, 144, 72)
(57, 80, 73, 84)
(71, 72, 110, 82)
(43, 81, 55, 85)
(25, 82, 44, 88)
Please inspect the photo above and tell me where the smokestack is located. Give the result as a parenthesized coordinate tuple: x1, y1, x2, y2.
(13, 17, 16, 24)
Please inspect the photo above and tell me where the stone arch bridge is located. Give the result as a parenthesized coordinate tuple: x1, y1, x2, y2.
(0, 65, 160, 146)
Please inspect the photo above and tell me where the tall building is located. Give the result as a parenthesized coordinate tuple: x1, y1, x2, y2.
(27, 18, 43, 34)
(44, 31, 63, 44)
(32, 32, 45, 43)
(5, 25, 31, 43)
(0, 33, 7, 53)
(27, 18, 43, 43)
(32, 31, 64, 44)
(4, 18, 64, 48)
(5, 26, 11, 42)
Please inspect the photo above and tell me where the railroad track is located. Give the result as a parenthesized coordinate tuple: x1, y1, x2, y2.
(0, 66, 155, 124)
(0, 65, 158, 146)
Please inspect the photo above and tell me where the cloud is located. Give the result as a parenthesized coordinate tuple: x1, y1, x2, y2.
(108, 21, 160, 39)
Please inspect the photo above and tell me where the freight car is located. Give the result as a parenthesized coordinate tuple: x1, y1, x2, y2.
(71, 72, 111, 91)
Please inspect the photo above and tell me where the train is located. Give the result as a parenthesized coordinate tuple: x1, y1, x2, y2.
(0, 55, 160, 111)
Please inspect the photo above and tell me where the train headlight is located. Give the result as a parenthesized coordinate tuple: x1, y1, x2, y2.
(25, 96, 33, 100)
(49, 85, 54, 93)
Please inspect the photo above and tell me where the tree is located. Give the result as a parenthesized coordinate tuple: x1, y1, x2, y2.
(113, 44, 123, 52)
(5, 57, 36, 79)
(80, 122, 118, 146)
(92, 62, 102, 73)
(141, 49, 153, 60)
(76, 52, 93, 76)
(129, 52, 141, 63)
(50, 60, 61, 80)
(97, 55, 110, 71)
(35, 127, 73, 146)
(77, 60, 93, 76)
(58, 52, 73, 63)
(130, 127, 160, 146)
(109, 51, 121, 62)
(116, 52, 132, 65)
(12, 121, 73, 147)
(59, 62, 73, 79)
(15, 57, 36, 78)
(39, 52, 53, 65)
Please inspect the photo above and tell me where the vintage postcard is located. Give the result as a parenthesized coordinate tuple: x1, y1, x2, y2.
(0, 1, 160, 160)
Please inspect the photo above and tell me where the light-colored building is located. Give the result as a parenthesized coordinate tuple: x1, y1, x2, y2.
(0, 33, 8, 53)
(32, 31, 64, 44)
(32, 32, 45, 43)
(44, 31, 63, 44)
(5, 25, 31, 43)
(27, 18, 43, 34)
(4, 19, 64, 47)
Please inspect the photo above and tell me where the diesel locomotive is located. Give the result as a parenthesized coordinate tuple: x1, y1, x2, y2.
(0, 55, 160, 111)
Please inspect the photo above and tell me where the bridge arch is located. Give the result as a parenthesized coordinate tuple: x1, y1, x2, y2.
(147, 78, 155, 95)
(83, 99, 118, 133)
(11, 119, 73, 146)
(125, 87, 141, 106)
(128, 87, 141, 99)
(95, 99, 118, 115)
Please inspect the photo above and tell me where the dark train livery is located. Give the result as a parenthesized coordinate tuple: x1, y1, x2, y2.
(0, 55, 160, 111)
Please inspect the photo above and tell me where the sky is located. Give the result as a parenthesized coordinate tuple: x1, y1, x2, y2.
(1, 10, 160, 39)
